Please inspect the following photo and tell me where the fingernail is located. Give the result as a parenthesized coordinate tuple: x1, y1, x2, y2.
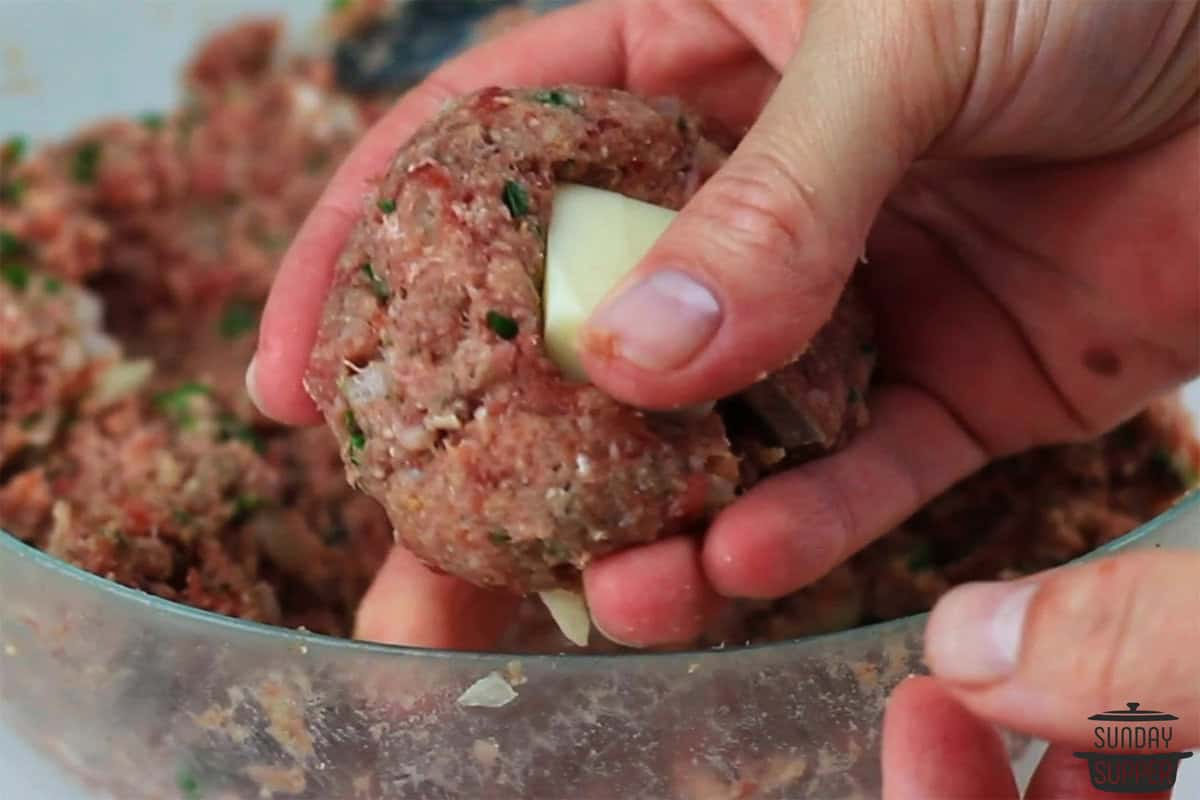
(590, 611, 643, 649)
(244, 355, 264, 413)
(586, 269, 720, 371)
(926, 580, 1039, 684)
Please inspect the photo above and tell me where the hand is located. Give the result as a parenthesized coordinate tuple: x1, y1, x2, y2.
(883, 550, 1200, 799)
(249, 0, 1199, 648)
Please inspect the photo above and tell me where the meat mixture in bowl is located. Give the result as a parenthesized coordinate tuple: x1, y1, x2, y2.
(0, 19, 1196, 648)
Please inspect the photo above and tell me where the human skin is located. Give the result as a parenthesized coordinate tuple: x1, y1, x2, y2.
(252, 0, 1198, 787)
(250, 0, 1197, 647)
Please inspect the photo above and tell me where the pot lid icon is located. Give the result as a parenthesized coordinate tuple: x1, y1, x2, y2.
(1088, 702, 1177, 722)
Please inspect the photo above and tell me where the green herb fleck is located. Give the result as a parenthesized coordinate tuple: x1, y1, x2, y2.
(847, 386, 862, 404)
(323, 519, 349, 546)
(0, 178, 26, 205)
(361, 262, 391, 300)
(19, 413, 40, 430)
(489, 529, 511, 545)
(42, 275, 63, 294)
(217, 298, 259, 339)
(154, 382, 211, 427)
(139, 112, 165, 131)
(1, 262, 29, 291)
(72, 141, 102, 184)
(376, 197, 397, 214)
(1151, 447, 1199, 488)
(532, 89, 577, 108)
(305, 151, 330, 174)
(345, 409, 366, 464)
(173, 509, 194, 526)
(177, 768, 202, 800)
(329, 0, 350, 11)
(906, 540, 935, 572)
(486, 310, 518, 340)
(860, 342, 877, 356)
(1, 135, 26, 167)
(218, 414, 264, 453)
(0, 229, 27, 259)
(501, 179, 530, 219)
(232, 494, 263, 518)
(544, 540, 569, 561)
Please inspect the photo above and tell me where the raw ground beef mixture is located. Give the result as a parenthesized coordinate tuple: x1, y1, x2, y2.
(1, 19, 1198, 647)
(305, 85, 874, 593)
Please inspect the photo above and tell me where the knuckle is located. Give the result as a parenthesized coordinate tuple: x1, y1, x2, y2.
(1024, 556, 1156, 701)
(693, 150, 837, 285)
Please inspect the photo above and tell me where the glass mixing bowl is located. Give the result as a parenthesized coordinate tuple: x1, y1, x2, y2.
(2, 2, 1199, 797)
(2, 494, 1197, 800)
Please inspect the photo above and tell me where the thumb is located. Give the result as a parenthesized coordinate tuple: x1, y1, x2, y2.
(579, 0, 969, 407)
(926, 549, 1200, 749)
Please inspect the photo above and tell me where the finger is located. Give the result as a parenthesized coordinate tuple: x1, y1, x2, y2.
(581, 0, 971, 408)
(882, 676, 1019, 800)
(702, 382, 987, 598)
(251, 0, 774, 423)
(354, 545, 520, 651)
(584, 536, 724, 648)
(1026, 745, 1173, 800)
(926, 550, 1200, 749)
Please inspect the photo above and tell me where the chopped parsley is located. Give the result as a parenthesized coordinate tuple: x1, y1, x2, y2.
(906, 540, 935, 572)
(847, 386, 862, 404)
(323, 517, 349, 545)
(1, 262, 28, 291)
(1151, 447, 1199, 488)
(1, 135, 26, 167)
(543, 540, 570, 560)
(42, 275, 63, 294)
(860, 342, 877, 356)
(305, 151, 330, 174)
(489, 529, 511, 545)
(345, 409, 366, 464)
(376, 197, 397, 214)
(72, 141, 102, 184)
(501, 179, 530, 219)
(329, 0, 351, 11)
(532, 89, 577, 108)
(0, 177, 25, 205)
(19, 412, 40, 430)
(486, 310, 518, 340)
(173, 509, 194, 526)
(154, 382, 211, 427)
(0, 229, 26, 259)
(218, 414, 264, 453)
(177, 768, 202, 800)
(139, 112, 165, 131)
(361, 262, 391, 300)
(232, 493, 263, 518)
(217, 298, 259, 339)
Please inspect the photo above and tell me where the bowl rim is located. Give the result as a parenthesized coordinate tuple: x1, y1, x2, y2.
(2, 490, 1197, 664)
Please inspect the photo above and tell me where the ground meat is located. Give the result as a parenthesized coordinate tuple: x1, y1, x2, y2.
(0, 275, 122, 469)
(1, 15, 1195, 648)
(504, 398, 1200, 651)
(0, 21, 393, 637)
(306, 86, 873, 592)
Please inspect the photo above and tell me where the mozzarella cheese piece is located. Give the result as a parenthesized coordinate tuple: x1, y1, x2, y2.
(543, 183, 676, 381)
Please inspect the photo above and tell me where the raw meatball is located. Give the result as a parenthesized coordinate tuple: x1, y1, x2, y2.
(307, 86, 874, 593)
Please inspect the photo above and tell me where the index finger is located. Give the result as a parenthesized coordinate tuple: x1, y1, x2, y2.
(251, 0, 632, 423)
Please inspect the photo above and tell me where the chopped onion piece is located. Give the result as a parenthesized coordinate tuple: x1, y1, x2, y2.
(91, 359, 154, 407)
(539, 589, 590, 647)
(457, 672, 517, 708)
